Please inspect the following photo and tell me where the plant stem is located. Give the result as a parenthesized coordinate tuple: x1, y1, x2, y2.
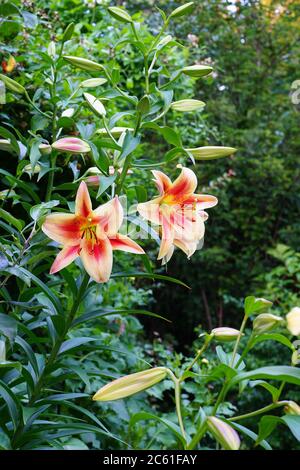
(230, 314, 248, 367)
(229, 401, 289, 422)
(28, 272, 90, 405)
(180, 336, 212, 382)
(174, 378, 187, 443)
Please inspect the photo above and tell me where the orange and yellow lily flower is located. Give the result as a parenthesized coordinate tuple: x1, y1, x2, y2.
(42, 181, 144, 282)
(137, 166, 217, 263)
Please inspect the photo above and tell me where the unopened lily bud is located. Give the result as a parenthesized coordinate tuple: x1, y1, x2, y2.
(85, 175, 100, 187)
(207, 417, 240, 450)
(170, 2, 194, 18)
(284, 401, 300, 415)
(185, 146, 237, 160)
(107, 6, 133, 23)
(253, 314, 283, 334)
(0, 139, 12, 152)
(52, 137, 91, 154)
(286, 307, 300, 336)
(24, 163, 41, 174)
(96, 126, 134, 137)
(182, 64, 213, 78)
(61, 108, 75, 118)
(83, 92, 106, 118)
(93, 367, 168, 401)
(0, 73, 25, 94)
(211, 327, 241, 343)
(81, 78, 107, 88)
(109, 166, 133, 175)
(39, 143, 52, 155)
(201, 358, 209, 365)
(63, 56, 105, 72)
(171, 99, 205, 112)
(291, 350, 300, 366)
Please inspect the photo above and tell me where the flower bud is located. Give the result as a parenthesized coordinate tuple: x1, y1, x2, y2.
(39, 143, 52, 155)
(81, 78, 107, 88)
(83, 92, 106, 118)
(63, 56, 105, 72)
(182, 64, 213, 78)
(207, 417, 240, 450)
(171, 99, 205, 112)
(170, 2, 194, 18)
(284, 401, 300, 416)
(291, 350, 300, 366)
(107, 6, 133, 23)
(0, 139, 12, 152)
(211, 327, 241, 343)
(62, 23, 75, 43)
(96, 126, 133, 137)
(52, 137, 91, 154)
(85, 175, 100, 187)
(0, 73, 26, 94)
(185, 146, 237, 160)
(253, 314, 283, 334)
(286, 307, 300, 336)
(92, 367, 168, 401)
(24, 163, 41, 174)
(61, 108, 75, 118)
(2, 56, 17, 73)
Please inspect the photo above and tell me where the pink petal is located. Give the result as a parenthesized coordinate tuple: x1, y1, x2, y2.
(157, 214, 175, 260)
(167, 167, 197, 199)
(50, 244, 80, 274)
(42, 213, 82, 245)
(75, 181, 92, 218)
(183, 193, 218, 209)
(80, 235, 113, 283)
(137, 197, 162, 225)
(93, 197, 123, 236)
(109, 234, 145, 254)
(152, 170, 172, 195)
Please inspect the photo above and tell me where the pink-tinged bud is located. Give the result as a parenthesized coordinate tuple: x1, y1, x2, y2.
(52, 137, 91, 154)
(284, 401, 300, 416)
(211, 327, 241, 343)
(207, 417, 240, 450)
(85, 175, 100, 187)
(109, 166, 133, 176)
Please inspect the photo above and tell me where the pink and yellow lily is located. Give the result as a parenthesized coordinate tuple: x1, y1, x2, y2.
(137, 166, 217, 263)
(42, 181, 144, 282)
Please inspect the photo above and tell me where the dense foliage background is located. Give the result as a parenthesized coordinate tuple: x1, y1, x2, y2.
(0, 0, 299, 450)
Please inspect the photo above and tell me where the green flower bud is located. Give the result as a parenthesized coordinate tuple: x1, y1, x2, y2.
(185, 146, 237, 160)
(81, 78, 107, 88)
(170, 2, 194, 18)
(96, 127, 134, 137)
(63, 56, 105, 72)
(93, 367, 168, 401)
(211, 327, 241, 343)
(0, 74, 26, 94)
(182, 64, 213, 78)
(171, 99, 205, 112)
(62, 23, 75, 43)
(0, 139, 12, 152)
(253, 313, 283, 334)
(207, 417, 240, 450)
(39, 143, 52, 155)
(83, 92, 106, 118)
(284, 401, 300, 416)
(107, 6, 133, 23)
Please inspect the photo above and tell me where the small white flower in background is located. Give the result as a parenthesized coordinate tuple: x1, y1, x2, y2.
(286, 307, 300, 336)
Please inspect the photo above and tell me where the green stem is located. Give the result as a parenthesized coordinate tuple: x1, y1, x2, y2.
(45, 152, 57, 202)
(28, 273, 90, 405)
(174, 378, 187, 444)
(144, 56, 150, 94)
(229, 401, 289, 422)
(230, 314, 248, 367)
(103, 117, 118, 145)
(180, 336, 212, 382)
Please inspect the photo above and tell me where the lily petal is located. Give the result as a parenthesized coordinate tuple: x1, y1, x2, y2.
(80, 234, 113, 283)
(167, 167, 197, 199)
(137, 197, 162, 225)
(161, 245, 175, 265)
(157, 214, 174, 260)
(183, 193, 218, 209)
(94, 196, 123, 236)
(152, 170, 172, 195)
(109, 234, 145, 254)
(50, 244, 80, 274)
(75, 181, 92, 218)
(42, 213, 82, 245)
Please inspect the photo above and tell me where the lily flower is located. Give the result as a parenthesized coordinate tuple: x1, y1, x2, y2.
(42, 182, 144, 282)
(137, 166, 217, 263)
